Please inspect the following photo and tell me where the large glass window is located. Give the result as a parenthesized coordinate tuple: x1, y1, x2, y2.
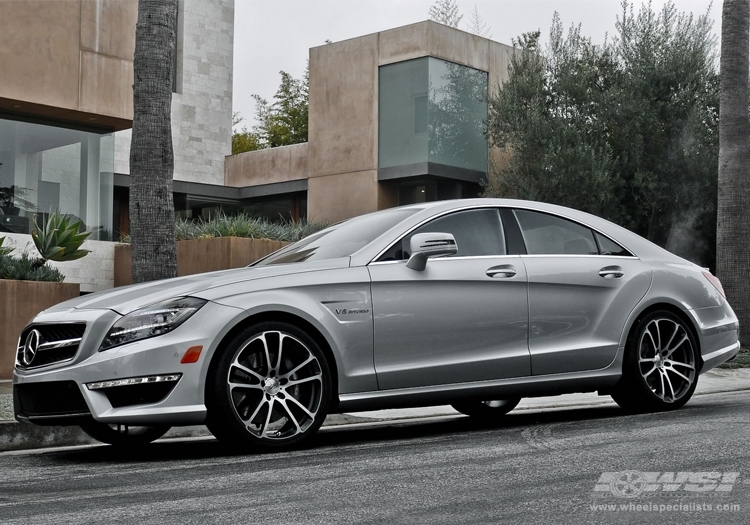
(379, 57, 488, 174)
(0, 118, 114, 239)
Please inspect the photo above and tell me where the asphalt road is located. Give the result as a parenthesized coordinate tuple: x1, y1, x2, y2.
(1, 390, 749, 525)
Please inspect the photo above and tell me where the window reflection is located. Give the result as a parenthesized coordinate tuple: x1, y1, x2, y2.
(0, 118, 113, 239)
(378, 57, 488, 174)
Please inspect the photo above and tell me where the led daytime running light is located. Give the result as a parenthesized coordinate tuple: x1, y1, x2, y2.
(86, 374, 182, 390)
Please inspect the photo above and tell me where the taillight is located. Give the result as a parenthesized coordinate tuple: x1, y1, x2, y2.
(703, 271, 726, 298)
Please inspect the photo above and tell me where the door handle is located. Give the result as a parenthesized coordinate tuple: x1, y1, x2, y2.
(599, 266, 624, 279)
(486, 265, 517, 278)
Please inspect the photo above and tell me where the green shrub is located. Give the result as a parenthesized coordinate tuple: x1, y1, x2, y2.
(174, 212, 326, 242)
(0, 251, 64, 282)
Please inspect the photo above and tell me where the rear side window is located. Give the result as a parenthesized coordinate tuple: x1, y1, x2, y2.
(513, 210, 632, 256)
(595, 232, 633, 256)
(378, 208, 506, 261)
(513, 210, 598, 255)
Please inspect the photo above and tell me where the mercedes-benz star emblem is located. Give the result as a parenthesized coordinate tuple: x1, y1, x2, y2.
(23, 329, 42, 366)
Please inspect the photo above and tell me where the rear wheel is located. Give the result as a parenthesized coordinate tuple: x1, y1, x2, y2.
(611, 311, 698, 412)
(80, 421, 170, 447)
(451, 398, 521, 418)
(206, 322, 331, 451)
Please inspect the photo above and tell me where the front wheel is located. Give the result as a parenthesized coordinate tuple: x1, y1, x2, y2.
(206, 322, 332, 451)
(611, 311, 699, 412)
(451, 398, 521, 418)
(80, 421, 171, 447)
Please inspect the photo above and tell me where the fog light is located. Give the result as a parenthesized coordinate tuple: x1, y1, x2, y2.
(86, 374, 182, 390)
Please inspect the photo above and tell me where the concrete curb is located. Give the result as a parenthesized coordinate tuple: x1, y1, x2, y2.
(2, 368, 749, 453)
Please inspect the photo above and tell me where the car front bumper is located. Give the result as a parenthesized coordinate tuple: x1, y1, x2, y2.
(13, 300, 243, 427)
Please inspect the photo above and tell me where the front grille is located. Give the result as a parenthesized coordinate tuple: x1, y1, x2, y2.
(16, 323, 86, 370)
(14, 381, 90, 418)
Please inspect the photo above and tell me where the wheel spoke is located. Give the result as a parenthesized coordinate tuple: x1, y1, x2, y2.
(657, 370, 667, 401)
(663, 322, 679, 355)
(280, 355, 315, 380)
(285, 394, 316, 419)
(277, 399, 302, 434)
(285, 373, 322, 388)
(642, 365, 657, 378)
(643, 326, 658, 353)
(231, 362, 265, 383)
(667, 359, 695, 371)
(261, 333, 273, 376)
(663, 371, 676, 401)
(666, 367, 691, 385)
(274, 334, 286, 374)
(665, 333, 688, 358)
(229, 381, 264, 393)
(260, 398, 275, 438)
(242, 398, 267, 426)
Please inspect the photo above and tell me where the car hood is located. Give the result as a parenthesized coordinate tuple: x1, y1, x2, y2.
(46, 258, 351, 315)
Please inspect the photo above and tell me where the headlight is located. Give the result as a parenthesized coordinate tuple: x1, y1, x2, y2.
(100, 297, 207, 351)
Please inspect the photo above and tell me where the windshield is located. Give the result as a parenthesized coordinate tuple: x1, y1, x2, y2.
(254, 208, 420, 266)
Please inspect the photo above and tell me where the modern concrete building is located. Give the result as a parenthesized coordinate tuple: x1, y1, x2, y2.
(226, 21, 514, 223)
(1, 5, 513, 287)
(0, 0, 234, 290)
(0, 0, 234, 243)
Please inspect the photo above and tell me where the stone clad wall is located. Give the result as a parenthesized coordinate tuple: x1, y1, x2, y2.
(114, 0, 235, 185)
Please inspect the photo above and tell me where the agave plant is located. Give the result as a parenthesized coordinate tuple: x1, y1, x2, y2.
(0, 236, 12, 257)
(31, 211, 90, 270)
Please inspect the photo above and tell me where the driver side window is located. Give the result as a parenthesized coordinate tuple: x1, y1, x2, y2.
(378, 208, 506, 261)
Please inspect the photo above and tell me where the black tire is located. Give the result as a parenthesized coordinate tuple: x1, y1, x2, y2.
(611, 310, 699, 413)
(206, 322, 332, 451)
(451, 398, 521, 418)
(80, 421, 170, 446)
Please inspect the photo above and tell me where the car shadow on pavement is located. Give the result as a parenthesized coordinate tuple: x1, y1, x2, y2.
(33, 402, 715, 465)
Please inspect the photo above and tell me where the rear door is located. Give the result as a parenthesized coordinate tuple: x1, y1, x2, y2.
(510, 209, 652, 375)
(368, 207, 530, 390)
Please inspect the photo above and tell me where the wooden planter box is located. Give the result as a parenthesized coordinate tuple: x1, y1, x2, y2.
(114, 237, 289, 287)
(0, 280, 80, 380)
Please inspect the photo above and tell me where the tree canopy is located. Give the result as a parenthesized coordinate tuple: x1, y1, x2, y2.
(485, 1, 719, 269)
(233, 68, 309, 154)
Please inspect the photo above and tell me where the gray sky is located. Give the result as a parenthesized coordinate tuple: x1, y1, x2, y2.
(232, 0, 721, 128)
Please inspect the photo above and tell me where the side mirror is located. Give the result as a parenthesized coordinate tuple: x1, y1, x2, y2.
(406, 232, 458, 271)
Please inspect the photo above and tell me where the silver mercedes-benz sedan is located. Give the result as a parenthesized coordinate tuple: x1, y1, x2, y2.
(13, 199, 740, 450)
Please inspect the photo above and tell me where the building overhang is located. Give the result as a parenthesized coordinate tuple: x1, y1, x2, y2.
(114, 173, 308, 199)
(0, 98, 131, 133)
(378, 163, 486, 185)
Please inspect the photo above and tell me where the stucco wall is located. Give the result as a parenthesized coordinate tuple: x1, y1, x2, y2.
(2, 233, 116, 293)
(0, 0, 136, 131)
(114, 0, 234, 185)
(223, 21, 514, 223)
(225, 143, 308, 187)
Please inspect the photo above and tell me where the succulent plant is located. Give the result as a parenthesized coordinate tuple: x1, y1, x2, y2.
(31, 211, 91, 269)
(0, 236, 12, 257)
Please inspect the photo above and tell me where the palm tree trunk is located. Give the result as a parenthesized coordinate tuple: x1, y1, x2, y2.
(129, 0, 178, 283)
(718, 0, 750, 343)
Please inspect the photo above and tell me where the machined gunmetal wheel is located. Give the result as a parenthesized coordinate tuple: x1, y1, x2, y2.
(451, 398, 521, 418)
(80, 421, 171, 447)
(611, 311, 699, 412)
(207, 322, 331, 451)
